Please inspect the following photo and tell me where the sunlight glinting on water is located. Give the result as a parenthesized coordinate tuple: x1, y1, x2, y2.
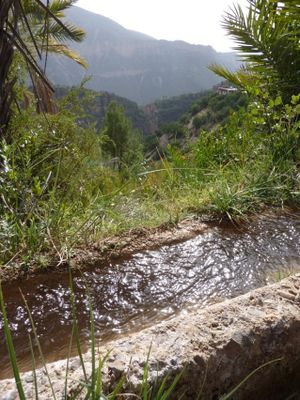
(1, 213, 300, 378)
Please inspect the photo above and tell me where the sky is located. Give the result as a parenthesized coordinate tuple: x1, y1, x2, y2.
(76, 0, 247, 52)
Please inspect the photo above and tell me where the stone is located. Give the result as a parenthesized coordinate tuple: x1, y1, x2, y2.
(0, 390, 18, 400)
(0, 275, 300, 399)
(69, 358, 81, 371)
(24, 373, 34, 383)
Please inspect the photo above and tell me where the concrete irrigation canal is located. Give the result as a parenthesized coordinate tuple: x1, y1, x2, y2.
(1, 212, 300, 398)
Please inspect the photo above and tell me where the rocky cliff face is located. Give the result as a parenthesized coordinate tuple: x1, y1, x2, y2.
(46, 7, 240, 104)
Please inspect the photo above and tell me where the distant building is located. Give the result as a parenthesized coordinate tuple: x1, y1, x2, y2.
(217, 86, 239, 95)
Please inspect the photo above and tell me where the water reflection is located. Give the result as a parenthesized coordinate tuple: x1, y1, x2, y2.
(1, 213, 300, 378)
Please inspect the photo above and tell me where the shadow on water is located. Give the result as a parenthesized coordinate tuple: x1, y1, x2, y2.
(1, 212, 300, 379)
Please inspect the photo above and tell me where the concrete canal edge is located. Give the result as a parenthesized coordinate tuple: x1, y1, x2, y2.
(1, 274, 300, 399)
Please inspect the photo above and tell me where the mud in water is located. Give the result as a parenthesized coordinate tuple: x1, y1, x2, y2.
(1, 212, 300, 379)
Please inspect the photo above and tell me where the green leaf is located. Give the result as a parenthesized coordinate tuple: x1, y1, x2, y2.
(291, 95, 300, 105)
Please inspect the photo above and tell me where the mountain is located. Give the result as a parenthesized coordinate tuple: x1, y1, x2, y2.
(47, 7, 240, 104)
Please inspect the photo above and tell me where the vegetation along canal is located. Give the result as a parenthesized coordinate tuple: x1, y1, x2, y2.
(1, 212, 300, 380)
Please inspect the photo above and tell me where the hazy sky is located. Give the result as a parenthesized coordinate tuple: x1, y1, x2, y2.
(76, 0, 247, 52)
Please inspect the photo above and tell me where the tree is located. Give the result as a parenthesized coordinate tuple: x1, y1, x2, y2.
(101, 101, 143, 170)
(22, 0, 86, 67)
(23, 0, 87, 113)
(210, 0, 300, 101)
(0, 0, 86, 138)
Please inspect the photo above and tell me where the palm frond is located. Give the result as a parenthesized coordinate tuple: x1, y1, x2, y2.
(44, 20, 85, 42)
(209, 64, 256, 90)
(0, 0, 86, 134)
(43, 41, 88, 68)
(47, 0, 79, 15)
(213, 0, 300, 100)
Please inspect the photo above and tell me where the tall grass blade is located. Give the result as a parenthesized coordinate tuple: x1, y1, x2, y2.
(220, 358, 283, 400)
(28, 333, 39, 400)
(108, 375, 126, 399)
(82, 276, 97, 400)
(20, 290, 57, 400)
(0, 283, 26, 400)
(95, 352, 112, 398)
(159, 370, 184, 400)
(140, 345, 152, 400)
(64, 323, 75, 400)
(69, 270, 88, 381)
(95, 357, 103, 397)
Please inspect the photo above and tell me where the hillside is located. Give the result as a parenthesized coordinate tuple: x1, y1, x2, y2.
(46, 7, 240, 104)
(144, 90, 249, 154)
(55, 87, 217, 137)
(143, 91, 212, 132)
(55, 86, 152, 135)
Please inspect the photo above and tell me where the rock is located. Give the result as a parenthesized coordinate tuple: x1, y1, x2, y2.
(54, 366, 62, 376)
(69, 358, 81, 371)
(0, 275, 300, 399)
(0, 390, 18, 400)
(24, 373, 34, 383)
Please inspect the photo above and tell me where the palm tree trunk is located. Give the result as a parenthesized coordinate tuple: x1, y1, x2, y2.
(0, 0, 85, 139)
(0, 0, 18, 139)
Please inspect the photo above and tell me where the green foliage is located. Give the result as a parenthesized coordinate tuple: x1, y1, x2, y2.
(193, 114, 209, 129)
(22, 0, 87, 67)
(146, 91, 248, 156)
(159, 122, 186, 139)
(101, 101, 144, 172)
(189, 91, 248, 131)
(210, 0, 300, 102)
(154, 92, 211, 126)
(0, 102, 120, 263)
(2, 88, 299, 264)
(190, 95, 300, 217)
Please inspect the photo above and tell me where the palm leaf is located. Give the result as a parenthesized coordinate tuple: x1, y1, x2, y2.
(211, 0, 300, 99)
(47, 0, 79, 15)
(209, 64, 256, 90)
(44, 20, 86, 43)
(44, 41, 88, 67)
(0, 0, 87, 129)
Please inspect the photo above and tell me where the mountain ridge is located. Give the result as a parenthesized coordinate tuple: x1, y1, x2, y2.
(47, 6, 240, 104)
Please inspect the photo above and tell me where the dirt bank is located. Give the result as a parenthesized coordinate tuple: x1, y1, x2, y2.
(1, 274, 300, 399)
